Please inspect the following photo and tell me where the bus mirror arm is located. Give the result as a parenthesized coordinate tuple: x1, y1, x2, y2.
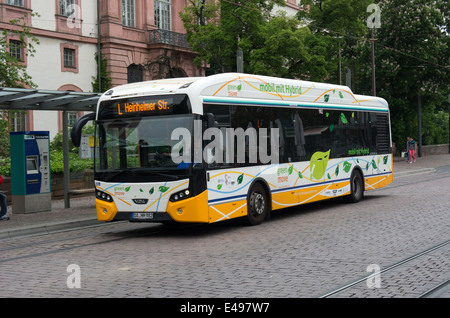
(71, 113, 96, 147)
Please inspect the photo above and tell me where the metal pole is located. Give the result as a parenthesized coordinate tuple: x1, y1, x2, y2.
(418, 89, 422, 158)
(337, 43, 342, 85)
(448, 94, 450, 154)
(97, 0, 102, 93)
(237, 48, 243, 73)
(371, 28, 376, 96)
(63, 110, 70, 208)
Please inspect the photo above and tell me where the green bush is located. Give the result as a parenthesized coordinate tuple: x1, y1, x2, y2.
(0, 149, 93, 176)
(50, 149, 93, 174)
(0, 157, 11, 176)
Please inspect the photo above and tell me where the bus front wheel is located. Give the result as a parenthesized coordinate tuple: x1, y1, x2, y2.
(246, 183, 268, 226)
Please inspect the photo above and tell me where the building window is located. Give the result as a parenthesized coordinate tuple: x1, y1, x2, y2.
(61, 43, 79, 73)
(60, 0, 76, 17)
(64, 48, 75, 68)
(9, 40, 23, 61)
(68, 112, 78, 127)
(155, 0, 171, 31)
(5, 0, 24, 7)
(11, 111, 27, 132)
(121, 0, 136, 28)
(127, 64, 144, 83)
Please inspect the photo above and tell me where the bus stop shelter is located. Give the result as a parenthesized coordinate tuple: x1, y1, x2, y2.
(0, 87, 101, 209)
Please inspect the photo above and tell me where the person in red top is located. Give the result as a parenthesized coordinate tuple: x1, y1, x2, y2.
(0, 175, 9, 221)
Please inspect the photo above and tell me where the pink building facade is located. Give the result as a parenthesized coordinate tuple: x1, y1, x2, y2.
(1, 0, 300, 137)
(0, 0, 205, 137)
(99, 0, 206, 87)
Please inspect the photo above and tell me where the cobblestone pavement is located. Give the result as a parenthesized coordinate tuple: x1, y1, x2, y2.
(0, 154, 449, 299)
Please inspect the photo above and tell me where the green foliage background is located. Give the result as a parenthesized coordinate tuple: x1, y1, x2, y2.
(181, 0, 450, 151)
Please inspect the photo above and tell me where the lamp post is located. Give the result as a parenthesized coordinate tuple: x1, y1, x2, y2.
(418, 88, 422, 158)
(371, 28, 376, 96)
(366, 4, 381, 96)
(237, 48, 243, 73)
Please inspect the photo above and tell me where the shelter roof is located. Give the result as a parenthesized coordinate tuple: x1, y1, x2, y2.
(0, 87, 101, 111)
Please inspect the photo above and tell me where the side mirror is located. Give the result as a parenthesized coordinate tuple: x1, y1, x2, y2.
(205, 113, 215, 128)
(71, 113, 96, 147)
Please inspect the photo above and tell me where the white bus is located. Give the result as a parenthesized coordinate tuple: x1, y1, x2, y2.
(72, 73, 393, 225)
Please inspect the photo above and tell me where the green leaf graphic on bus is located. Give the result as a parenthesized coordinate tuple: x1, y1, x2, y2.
(371, 160, 377, 169)
(298, 171, 303, 179)
(343, 161, 352, 173)
(217, 184, 223, 190)
(125, 186, 131, 192)
(237, 173, 244, 185)
(288, 165, 294, 175)
(324, 94, 330, 102)
(339, 91, 344, 99)
(310, 150, 330, 180)
(159, 186, 169, 193)
(149, 187, 154, 195)
(383, 156, 389, 165)
(237, 84, 242, 92)
(335, 165, 339, 177)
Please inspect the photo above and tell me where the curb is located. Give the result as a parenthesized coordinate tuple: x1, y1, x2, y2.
(394, 168, 436, 178)
(0, 217, 101, 240)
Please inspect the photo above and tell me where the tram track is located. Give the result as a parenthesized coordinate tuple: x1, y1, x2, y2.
(318, 238, 450, 298)
(0, 222, 201, 264)
(418, 278, 450, 298)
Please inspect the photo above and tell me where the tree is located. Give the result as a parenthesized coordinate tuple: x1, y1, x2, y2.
(296, 0, 373, 84)
(181, 0, 332, 79)
(249, 12, 330, 81)
(91, 49, 112, 93)
(0, 12, 40, 160)
(297, 0, 450, 148)
(353, 0, 450, 147)
(0, 12, 40, 88)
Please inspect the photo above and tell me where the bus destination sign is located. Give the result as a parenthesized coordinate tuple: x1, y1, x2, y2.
(99, 94, 191, 119)
(117, 99, 171, 116)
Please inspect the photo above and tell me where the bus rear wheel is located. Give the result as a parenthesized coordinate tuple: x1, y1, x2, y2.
(246, 183, 268, 226)
(345, 170, 364, 203)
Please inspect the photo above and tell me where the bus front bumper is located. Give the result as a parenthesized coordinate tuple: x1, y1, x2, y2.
(95, 190, 209, 223)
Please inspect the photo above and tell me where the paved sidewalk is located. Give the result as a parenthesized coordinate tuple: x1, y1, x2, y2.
(1, 154, 449, 239)
(0, 196, 99, 239)
(393, 153, 450, 177)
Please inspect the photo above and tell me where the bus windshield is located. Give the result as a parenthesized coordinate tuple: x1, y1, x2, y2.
(95, 115, 194, 182)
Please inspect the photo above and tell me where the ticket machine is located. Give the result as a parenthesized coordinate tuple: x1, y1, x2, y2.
(10, 131, 51, 213)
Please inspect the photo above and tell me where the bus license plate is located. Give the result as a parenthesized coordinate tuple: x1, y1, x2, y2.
(132, 213, 153, 220)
